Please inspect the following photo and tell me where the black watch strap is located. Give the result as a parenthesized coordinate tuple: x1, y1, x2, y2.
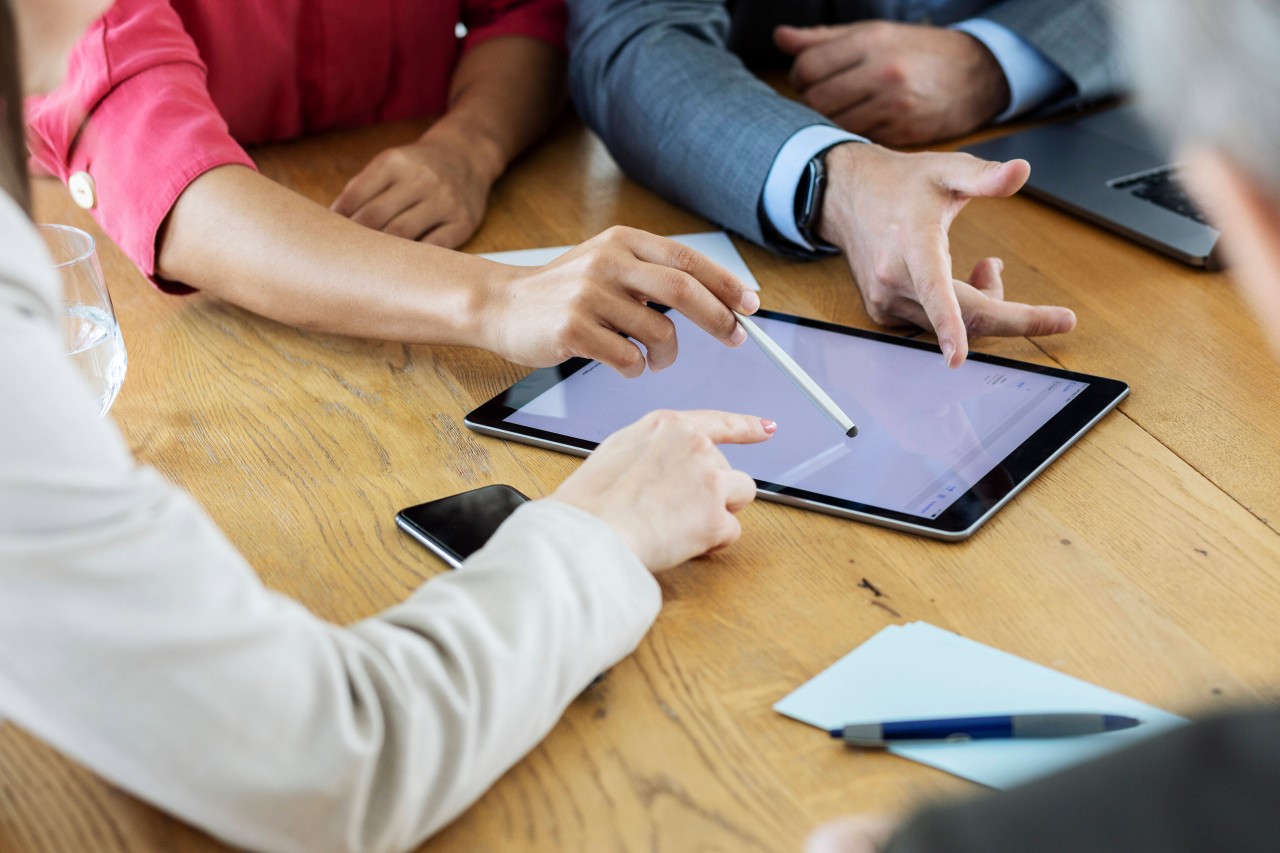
(794, 146, 840, 253)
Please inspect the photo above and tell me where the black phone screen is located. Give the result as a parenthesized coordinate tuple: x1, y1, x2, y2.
(395, 485, 530, 568)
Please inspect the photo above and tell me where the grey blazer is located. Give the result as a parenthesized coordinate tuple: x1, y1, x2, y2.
(567, 0, 1124, 254)
(727, 0, 1123, 96)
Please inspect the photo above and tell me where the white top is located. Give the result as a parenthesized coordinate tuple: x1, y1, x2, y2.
(0, 190, 662, 853)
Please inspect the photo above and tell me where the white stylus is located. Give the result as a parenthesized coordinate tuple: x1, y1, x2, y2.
(735, 312, 858, 438)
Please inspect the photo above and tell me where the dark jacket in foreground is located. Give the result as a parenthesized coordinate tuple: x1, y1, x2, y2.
(887, 708, 1280, 852)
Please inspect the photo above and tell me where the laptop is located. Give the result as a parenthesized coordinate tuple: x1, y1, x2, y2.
(963, 105, 1221, 269)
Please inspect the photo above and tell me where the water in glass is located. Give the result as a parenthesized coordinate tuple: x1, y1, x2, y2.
(66, 304, 127, 416)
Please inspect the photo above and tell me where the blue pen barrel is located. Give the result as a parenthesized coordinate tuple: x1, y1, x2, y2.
(832, 713, 1139, 745)
(883, 715, 1013, 740)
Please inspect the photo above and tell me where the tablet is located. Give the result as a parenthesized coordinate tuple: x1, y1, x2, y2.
(465, 309, 1129, 540)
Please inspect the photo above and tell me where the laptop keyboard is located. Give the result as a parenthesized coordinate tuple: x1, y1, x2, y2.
(1110, 167, 1210, 226)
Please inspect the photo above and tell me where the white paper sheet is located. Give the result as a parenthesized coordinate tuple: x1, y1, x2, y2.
(479, 231, 761, 291)
(774, 621, 1187, 789)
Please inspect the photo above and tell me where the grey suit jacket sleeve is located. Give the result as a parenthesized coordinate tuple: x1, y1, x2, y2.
(567, 0, 835, 252)
(884, 709, 1280, 853)
(979, 0, 1127, 106)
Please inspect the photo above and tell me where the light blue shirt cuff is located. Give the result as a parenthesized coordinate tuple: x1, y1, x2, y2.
(762, 125, 864, 252)
(951, 18, 1072, 122)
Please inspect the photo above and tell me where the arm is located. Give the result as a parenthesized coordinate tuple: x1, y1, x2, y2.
(0, 193, 769, 853)
(158, 163, 498, 344)
(159, 167, 759, 373)
(0, 308, 657, 851)
(331, 34, 567, 246)
(568, 0, 1075, 367)
(1, 192, 652, 851)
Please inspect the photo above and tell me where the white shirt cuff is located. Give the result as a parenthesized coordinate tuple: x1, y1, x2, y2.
(761, 124, 864, 252)
(951, 18, 1072, 123)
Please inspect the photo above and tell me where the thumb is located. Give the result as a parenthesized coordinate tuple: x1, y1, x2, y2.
(774, 24, 842, 54)
(942, 157, 1031, 199)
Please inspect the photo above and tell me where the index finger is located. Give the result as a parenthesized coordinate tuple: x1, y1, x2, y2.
(674, 410, 777, 446)
(903, 228, 967, 367)
(954, 282, 1078, 338)
(626, 233, 760, 333)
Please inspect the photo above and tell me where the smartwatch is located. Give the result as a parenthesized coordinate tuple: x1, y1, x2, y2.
(794, 146, 840, 252)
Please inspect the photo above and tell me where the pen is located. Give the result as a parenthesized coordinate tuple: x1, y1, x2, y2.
(829, 713, 1141, 746)
(735, 312, 858, 438)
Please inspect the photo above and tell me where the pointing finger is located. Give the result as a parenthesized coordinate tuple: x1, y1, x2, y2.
(955, 282, 1078, 338)
(903, 230, 967, 367)
(667, 410, 778, 446)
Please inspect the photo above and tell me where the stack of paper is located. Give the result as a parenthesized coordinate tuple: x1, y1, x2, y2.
(774, 622, 1187, 789)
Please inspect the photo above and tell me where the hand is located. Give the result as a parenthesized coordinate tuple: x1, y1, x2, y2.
(331, 133, 494, 247)
(805, 816, 902, 853)
(775, 21, 1010, 146)
(818, 143, 1076, 367)
(482, 226, 761, 376)
(552, 410, 775, 570)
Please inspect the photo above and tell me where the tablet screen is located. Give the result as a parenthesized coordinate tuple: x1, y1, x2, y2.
(503, 311, 1090, 520)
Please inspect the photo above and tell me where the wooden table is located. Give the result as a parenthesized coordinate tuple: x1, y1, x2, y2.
(8, 111, 1280, 852)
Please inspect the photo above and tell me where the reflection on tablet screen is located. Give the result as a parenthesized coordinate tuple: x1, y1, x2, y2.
(506, 312, 1088, 520)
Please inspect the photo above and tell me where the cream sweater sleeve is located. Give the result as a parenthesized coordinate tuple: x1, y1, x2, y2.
(0, 194, 662, 853)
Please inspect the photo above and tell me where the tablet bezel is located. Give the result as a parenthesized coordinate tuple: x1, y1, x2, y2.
(464, 309, 1129, 540)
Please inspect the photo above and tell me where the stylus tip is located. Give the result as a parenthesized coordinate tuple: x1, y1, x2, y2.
(846, 426, 859, 438)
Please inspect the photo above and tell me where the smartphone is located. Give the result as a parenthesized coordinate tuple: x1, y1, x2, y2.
(395, 484, 531, 569)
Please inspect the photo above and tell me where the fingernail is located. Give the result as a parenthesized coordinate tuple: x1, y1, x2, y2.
(941, 340, 956, 367)
(740, 291, 760, 314)
(761, 419, 778, 435)
(996, 258, 1005, 273)
(730, 324, 747, 345)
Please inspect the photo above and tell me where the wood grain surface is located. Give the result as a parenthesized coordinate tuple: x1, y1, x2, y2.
(5, 111, 1280, 852)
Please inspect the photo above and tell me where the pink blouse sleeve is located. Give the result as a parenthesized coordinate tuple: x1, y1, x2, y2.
(26, 0, 256, 293)
(461, 0, 567, 53)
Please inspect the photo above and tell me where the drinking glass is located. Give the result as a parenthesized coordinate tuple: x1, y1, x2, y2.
(39, 224, 128, 417)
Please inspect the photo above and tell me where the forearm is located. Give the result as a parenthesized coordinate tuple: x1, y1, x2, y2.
(0, 297, 661, 851)
(156, 164, 514, 344)
(2, 487, 658, 853)
(425, 36, 565, 185)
